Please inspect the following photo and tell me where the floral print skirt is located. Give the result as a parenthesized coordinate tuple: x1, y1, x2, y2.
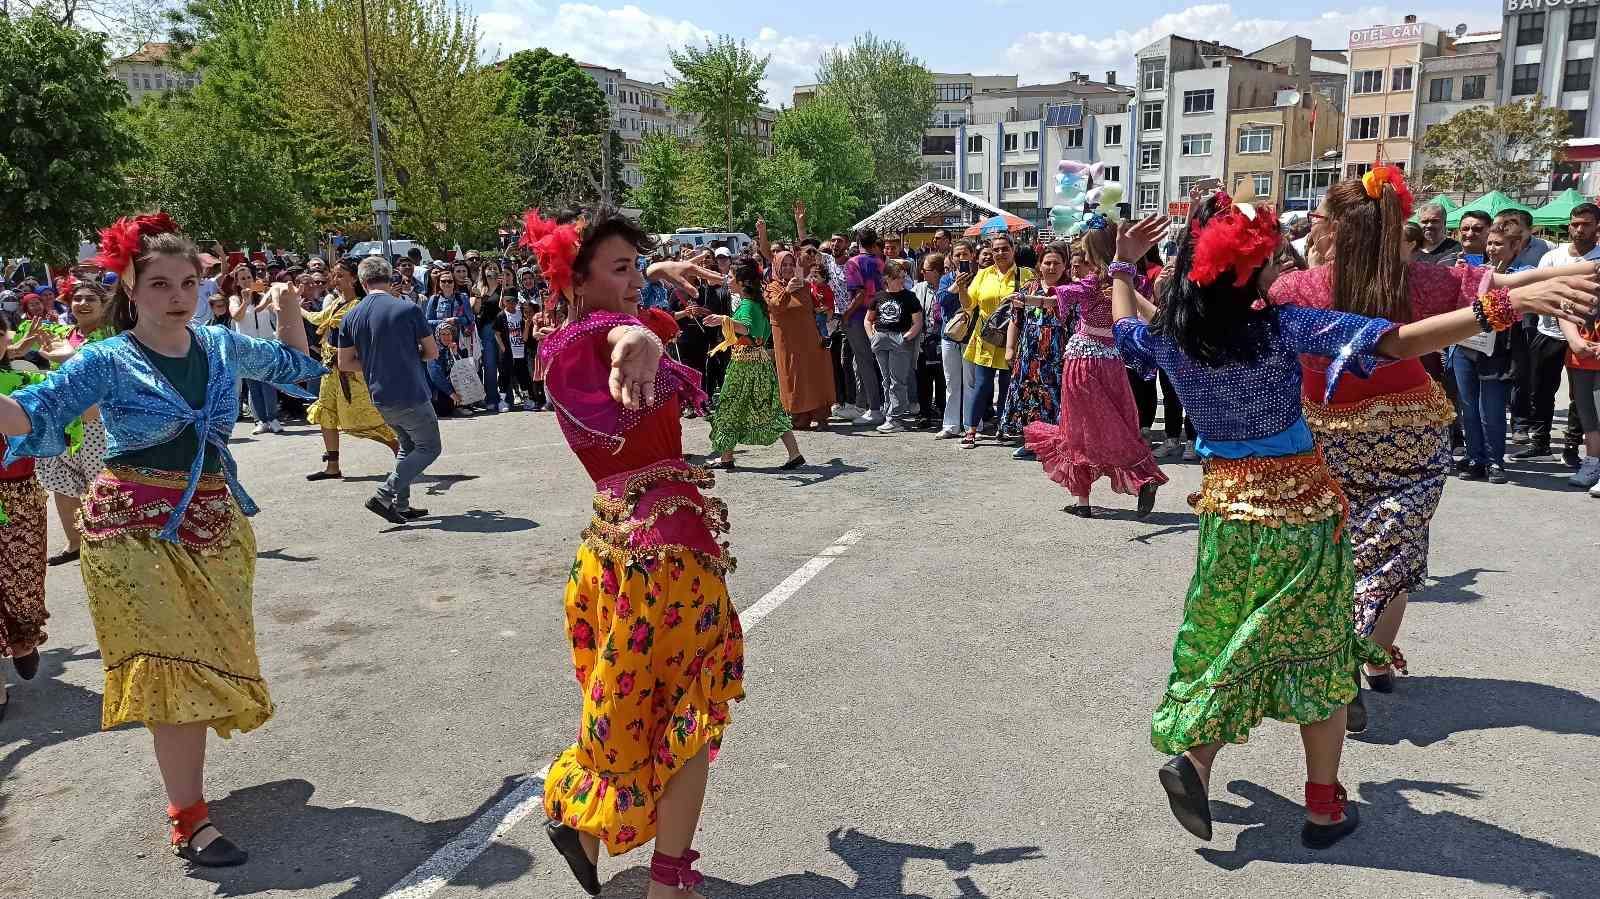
(999, 309, 1064, 435)
(0, 476, 49, 658)
(544, 543, 745, 855)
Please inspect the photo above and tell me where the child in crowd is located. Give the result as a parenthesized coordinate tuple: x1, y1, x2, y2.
(866, 260, 924, 433)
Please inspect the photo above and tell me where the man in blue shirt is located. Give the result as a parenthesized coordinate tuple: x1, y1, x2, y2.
(334, 255, 442, 525)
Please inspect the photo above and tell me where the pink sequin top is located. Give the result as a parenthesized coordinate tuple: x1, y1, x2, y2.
(1269, 262, 1491, 404)
(1054, 274, 1150, 347)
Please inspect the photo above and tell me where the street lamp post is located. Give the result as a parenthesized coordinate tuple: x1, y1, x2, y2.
(357, 0, 393, 256)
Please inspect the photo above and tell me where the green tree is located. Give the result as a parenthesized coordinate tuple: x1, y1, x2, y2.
(0, 14, 137, 259)
(634, 132, 689, 233)
(814, 34, 935, 202)
(669, 36, 768, 230)
(753, 148, 818, 238)
(1419, 98, 1570, 199)
(771, 95, 874, 237)
(502, 49, 618, 209)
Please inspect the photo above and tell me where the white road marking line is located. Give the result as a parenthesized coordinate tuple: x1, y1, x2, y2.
(378, 527, 863, 898)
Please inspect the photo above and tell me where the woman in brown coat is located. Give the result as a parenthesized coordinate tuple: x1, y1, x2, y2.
(765, 249, 836, 429)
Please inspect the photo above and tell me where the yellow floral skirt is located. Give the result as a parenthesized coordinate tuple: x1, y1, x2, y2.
(307, 370, 397, 445)
(81, 471, 270, 738)
(544, 544, 745, 855)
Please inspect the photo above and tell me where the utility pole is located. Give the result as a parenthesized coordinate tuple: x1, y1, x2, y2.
(601, 128, 613, 206)
(358, 0, 394, 255)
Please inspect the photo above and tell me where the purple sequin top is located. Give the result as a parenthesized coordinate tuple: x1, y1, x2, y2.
(1055, 275, 1148, 346)
(1114, 305, 1397, 443)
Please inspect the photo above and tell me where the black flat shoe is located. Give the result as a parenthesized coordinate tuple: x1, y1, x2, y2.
(177, 824, 249, 867)
(780, 455, 806, 471)
(305, 470, 343, 481)
(1136, 482, 1159, 519)
(545, 820, 601, 896)
(1346, 683, 1368, 733)
(400, 507, 429, 520)
(1364, 667, 1394, 694)
(1301, 801, 1360, 849)
(46, 548, 79, 567)
(1065, 504, 1094, 518)
(13, 650, 39, 681)
(1158, 755, 1213, 841)
(364, 497, 410, 526)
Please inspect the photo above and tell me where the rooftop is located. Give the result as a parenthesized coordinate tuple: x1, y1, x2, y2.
(113, 42, 174, 65)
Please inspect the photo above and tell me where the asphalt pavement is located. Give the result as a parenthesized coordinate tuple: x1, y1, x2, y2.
(1, 404, 1597, 899)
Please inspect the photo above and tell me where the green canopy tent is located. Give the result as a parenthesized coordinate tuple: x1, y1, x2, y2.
(1446, 191, 1532, 228)
(1410, 193, 1459, 222)
(1531, 188, 1592, 228)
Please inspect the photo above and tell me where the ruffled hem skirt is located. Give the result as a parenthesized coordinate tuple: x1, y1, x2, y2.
(1025, 355, 1166, 497)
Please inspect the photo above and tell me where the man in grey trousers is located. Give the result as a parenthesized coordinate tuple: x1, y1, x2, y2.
(333, 255, 443, 525)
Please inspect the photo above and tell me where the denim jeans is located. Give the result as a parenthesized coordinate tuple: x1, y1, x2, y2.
(1450, 349, 1508, 466)
(477, 329, 502, 408)
(375, 401, 442, 511)
(963, 359, 1009, 431)
(244, 380, 279, 424)
(941, 340, 969, 432)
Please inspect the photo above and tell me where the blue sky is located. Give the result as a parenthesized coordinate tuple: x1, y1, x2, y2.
(470, 1, 1504, 103)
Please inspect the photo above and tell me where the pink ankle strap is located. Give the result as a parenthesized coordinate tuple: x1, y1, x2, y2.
(650, 849, 704, 889)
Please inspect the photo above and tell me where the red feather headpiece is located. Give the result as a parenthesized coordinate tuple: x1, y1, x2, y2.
(91, 212, 181, 290)
(518, 209, 581, 300)
(1186, 192, 1281, 291)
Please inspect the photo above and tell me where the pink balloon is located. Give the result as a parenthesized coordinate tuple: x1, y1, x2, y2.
(1057, 159, 1090, 176)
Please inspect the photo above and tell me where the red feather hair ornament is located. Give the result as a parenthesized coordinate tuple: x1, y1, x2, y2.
(91, 212, 181, 289)
(518, 208, 581, 300)
(1186, 193, 1281, 291)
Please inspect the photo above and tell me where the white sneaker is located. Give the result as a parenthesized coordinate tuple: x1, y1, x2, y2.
(269, 421, 284, 433)
(1182, 442, 1197, 461)
(875, 420, 902, 433)
(833, 404, 863, 420)
(499, 401, 511, 413)
(855, 410, 884, 425)
(1571, 457, 1600, 488)
(1590, 479, 1600, 498)
(1155, 438, 1181, 458)
(252, 422, 270, 435)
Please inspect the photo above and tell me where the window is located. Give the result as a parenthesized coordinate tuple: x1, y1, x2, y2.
(1236, 125, 1273, 154)
(1512, 63, 1541, 96)
(1565, 58, 1593, 93)
(1103, 165, 1121, 183)
(1178, 175, 1209, 197)
(1064, 127, 1083, 148)
(1142, 101, 1163, 131)
(1388, 114, 1411, 138)
(1569, 109, 1589, 137)
(1252, 173, 1273, 196)
(921, 135, 956, 155)
(934, 82, 973, 102)
(1428, 78, 1453, 102)
(1391, 66, 1413, 92)
(1353, 69, 1383, 94)
(1348, 162, 1373, 178)
(1024, 170, 1039, 188)
(1461, 74, 1487, 100)
(928, 161, 956, 181)
(1002, 171, 1019, 190)
(1182, 89, 1215, 115)
(1573, 7, 1598, 40)
(1138, 184, 1160, 209)
(965, 173, 983, 192)
(1024, 131, 1039, 150)
(1139, 145, 1162, 170)
(1348, 115, 1380, 140)
(1142, 58, 1165, 91)
(967, 135, 984, 153)
(1516, 12, 1545, 46)
(1180, 132, 1213, 155)
(1003, 133, 1019, 152)
(1103, 124, 1123, 146)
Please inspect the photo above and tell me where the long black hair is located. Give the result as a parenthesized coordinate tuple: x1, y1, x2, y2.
(335, 256, 367, 299)
(1150, 196, 1277, 368)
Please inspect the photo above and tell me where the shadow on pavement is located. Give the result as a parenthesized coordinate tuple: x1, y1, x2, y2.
(384, 509, 539, 534)
(0, 646, 107, 824)
(341, 473, 480, 495)
(197, 776, 534, 899)
(257, 547, 320, 563)
(597, 827, 1040, 898)
(1351, 675, 1600, 747)
(1086, 508, 1196, 526)
(1197, 779, 1598, 898)
(1410, 567, 1503, 604)
(775, 457, 870, 487)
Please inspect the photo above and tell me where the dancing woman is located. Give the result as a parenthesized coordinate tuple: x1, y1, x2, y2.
(1109, 201, 1594, 849)
(1024, 218, 1167, 518)
(0, 214, 327, 866)
(1269, 168, 1599, 712)
(304, 258, 399, 480)
(999, 242, 1071, 459)
(703, 256, 804, 470)
(524, 208, 744, 898)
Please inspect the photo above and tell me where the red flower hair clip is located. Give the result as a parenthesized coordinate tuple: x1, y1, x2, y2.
(1361, 163, 1415, 219)
(519, 209, 581, 300)
(91, 212, 181, 291)
(1187, 192, 1281, 299)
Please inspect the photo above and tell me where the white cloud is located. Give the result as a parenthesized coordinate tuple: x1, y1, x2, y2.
(475, 1, 832, 104)
(1002, 4, 1502, 84)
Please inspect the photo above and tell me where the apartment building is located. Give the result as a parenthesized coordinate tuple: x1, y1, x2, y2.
(1500, 0, 1600, 191)
(1415, 31, 1502, 177)
(110, 42, 201, 104)
(1341, 18, 1452, 178)
(1226, 92, 1343, 211)
(1132, 36, 1325, 219)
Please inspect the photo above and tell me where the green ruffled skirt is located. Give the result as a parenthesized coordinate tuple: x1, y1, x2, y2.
(709, 356, 791, 454)
(1151, 514, 1389, 755)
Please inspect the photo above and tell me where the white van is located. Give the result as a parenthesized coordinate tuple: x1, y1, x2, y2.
(657, 229, 753, 256)
(349, 239, 435, 268)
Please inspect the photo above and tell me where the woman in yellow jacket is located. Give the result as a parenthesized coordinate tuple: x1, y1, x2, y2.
(957, 232, 1034, 447)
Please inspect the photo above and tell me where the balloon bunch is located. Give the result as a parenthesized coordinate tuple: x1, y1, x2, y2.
(1051, 159, 1124, 237)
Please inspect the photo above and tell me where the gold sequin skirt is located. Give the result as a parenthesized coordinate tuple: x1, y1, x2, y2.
(308, 370, 398, 445)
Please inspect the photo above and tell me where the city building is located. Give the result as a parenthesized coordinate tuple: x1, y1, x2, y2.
(1499, 0, 1600, 192)
(1415, 30, 1503, 179)
(1226, 91, 1344, 211)
(1341, 17, 1454, 179)
(110, 42, 200, 104)
(1132, 36, 1336, 220)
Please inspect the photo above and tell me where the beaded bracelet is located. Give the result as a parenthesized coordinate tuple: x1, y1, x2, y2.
(1108, 260, 1139, 279)
(1471, 297, 1493, 333)
(631, 324, 665, 357)
(1474, 287, 1516, 332)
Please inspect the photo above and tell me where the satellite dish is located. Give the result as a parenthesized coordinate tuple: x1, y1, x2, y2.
(1455, 23, 1469, 37)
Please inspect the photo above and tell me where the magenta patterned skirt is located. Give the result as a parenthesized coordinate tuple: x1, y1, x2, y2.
(1025, 343, 1167, 499)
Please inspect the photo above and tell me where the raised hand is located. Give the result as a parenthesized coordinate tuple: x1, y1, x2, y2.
(646, 259, 721, 295)
(1115, 215, 1167, 263)
(1510, 274, 1600, 326)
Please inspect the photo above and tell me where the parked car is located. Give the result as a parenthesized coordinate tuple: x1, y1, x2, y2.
(349, 239, 435, 267)
(656, 229, 753, 256)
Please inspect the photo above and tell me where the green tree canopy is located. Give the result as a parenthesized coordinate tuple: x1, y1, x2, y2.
(501, 49, 620, 209)
(634, 132, 689, 233)
(669, 36, 768, 230)
(1419, 98, 1570, 199)
(814, 34, 935, 203)
(0, 14, 137, 259)
(771, 95, 874, 238)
